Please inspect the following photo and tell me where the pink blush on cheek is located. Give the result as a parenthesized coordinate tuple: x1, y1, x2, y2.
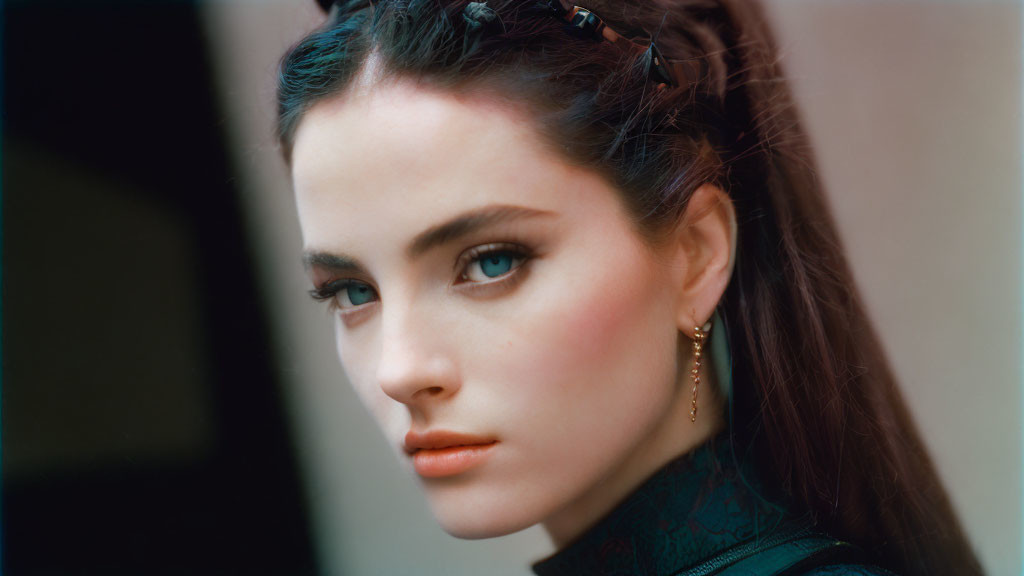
(525, 271, 658, 391)
(561, 253, 662, 359)
(561, 297, 633, 361)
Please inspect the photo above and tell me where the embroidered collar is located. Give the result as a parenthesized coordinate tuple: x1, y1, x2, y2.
(531, 431, 810, 576)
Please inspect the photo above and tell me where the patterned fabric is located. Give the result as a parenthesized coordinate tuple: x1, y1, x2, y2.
(530, 431, 895, 576)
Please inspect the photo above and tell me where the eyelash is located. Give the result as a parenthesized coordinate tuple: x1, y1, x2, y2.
(308, 242, 533, 317)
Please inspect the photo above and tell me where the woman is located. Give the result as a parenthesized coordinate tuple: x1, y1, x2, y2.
(275, 0, 985, 574)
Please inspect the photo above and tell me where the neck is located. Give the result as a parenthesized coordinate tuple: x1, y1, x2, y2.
(541, 345, 726, 548)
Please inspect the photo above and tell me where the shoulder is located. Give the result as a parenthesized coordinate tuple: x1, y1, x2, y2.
(799, 564, 900, 576)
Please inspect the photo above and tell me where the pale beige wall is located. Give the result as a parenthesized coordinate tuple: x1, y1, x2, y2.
(203, 2, 1020, 574)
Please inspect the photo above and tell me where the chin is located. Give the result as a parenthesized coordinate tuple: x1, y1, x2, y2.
(435, 514, 538, 540)
(425, 488, 544, 540)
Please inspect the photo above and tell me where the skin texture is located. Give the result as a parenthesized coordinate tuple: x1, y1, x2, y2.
(290, 76, 737, 547)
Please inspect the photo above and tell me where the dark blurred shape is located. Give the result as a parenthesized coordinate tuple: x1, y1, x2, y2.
(3, 1, 317, 574)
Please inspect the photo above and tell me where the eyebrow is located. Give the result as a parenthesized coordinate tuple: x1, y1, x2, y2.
(302, 204, 556, 274)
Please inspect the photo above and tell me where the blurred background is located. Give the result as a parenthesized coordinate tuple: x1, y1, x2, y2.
(3, 0, 1020, 575)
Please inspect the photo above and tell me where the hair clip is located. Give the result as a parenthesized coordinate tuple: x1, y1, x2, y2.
(463, 1, 503, 53)
(644, 41, 677, 87)
(463, 1, 500, 31)
(566, 6, 606, 41)
(543, 3, 683, 88)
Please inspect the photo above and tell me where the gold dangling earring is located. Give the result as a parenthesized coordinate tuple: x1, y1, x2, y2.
(690, 320, 711, 423)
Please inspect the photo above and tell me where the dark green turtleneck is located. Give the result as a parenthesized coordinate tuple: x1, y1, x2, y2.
(530, 431, 897, 576)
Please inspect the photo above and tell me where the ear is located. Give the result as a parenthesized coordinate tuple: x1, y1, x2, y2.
(666, 183, 737, 332)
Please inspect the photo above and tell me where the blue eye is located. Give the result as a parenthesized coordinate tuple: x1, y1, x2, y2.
(308, 280, 379, 312)
(347, 283, 376, 306)
(459, 245, 530, 284)
(480, 252, 515, 278)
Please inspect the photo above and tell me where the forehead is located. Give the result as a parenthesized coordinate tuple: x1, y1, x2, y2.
(290, 81, 609, 247)
(293, 81, 538, 186)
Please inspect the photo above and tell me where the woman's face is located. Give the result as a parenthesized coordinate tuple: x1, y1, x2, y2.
(290, 80, 702, 542)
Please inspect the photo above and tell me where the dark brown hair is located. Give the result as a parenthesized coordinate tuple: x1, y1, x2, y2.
(275, 1, 985, 574)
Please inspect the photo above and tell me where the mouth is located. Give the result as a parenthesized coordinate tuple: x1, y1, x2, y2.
(404, 430, 498, 478)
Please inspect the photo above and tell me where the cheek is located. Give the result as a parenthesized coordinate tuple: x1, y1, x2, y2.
(498, 246, 676, 430)
(552, 244, 668, 375)
(532, 290, 635, 379)
(558, 288, 638, 359)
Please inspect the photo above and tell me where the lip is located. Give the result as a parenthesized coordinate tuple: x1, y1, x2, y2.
(404, 430, 498, 478)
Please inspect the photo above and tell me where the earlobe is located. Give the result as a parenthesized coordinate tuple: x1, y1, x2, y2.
(671, 183, 737, 332)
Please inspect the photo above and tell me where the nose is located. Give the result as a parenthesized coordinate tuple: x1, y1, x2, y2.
(375, 300, 461, 407)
